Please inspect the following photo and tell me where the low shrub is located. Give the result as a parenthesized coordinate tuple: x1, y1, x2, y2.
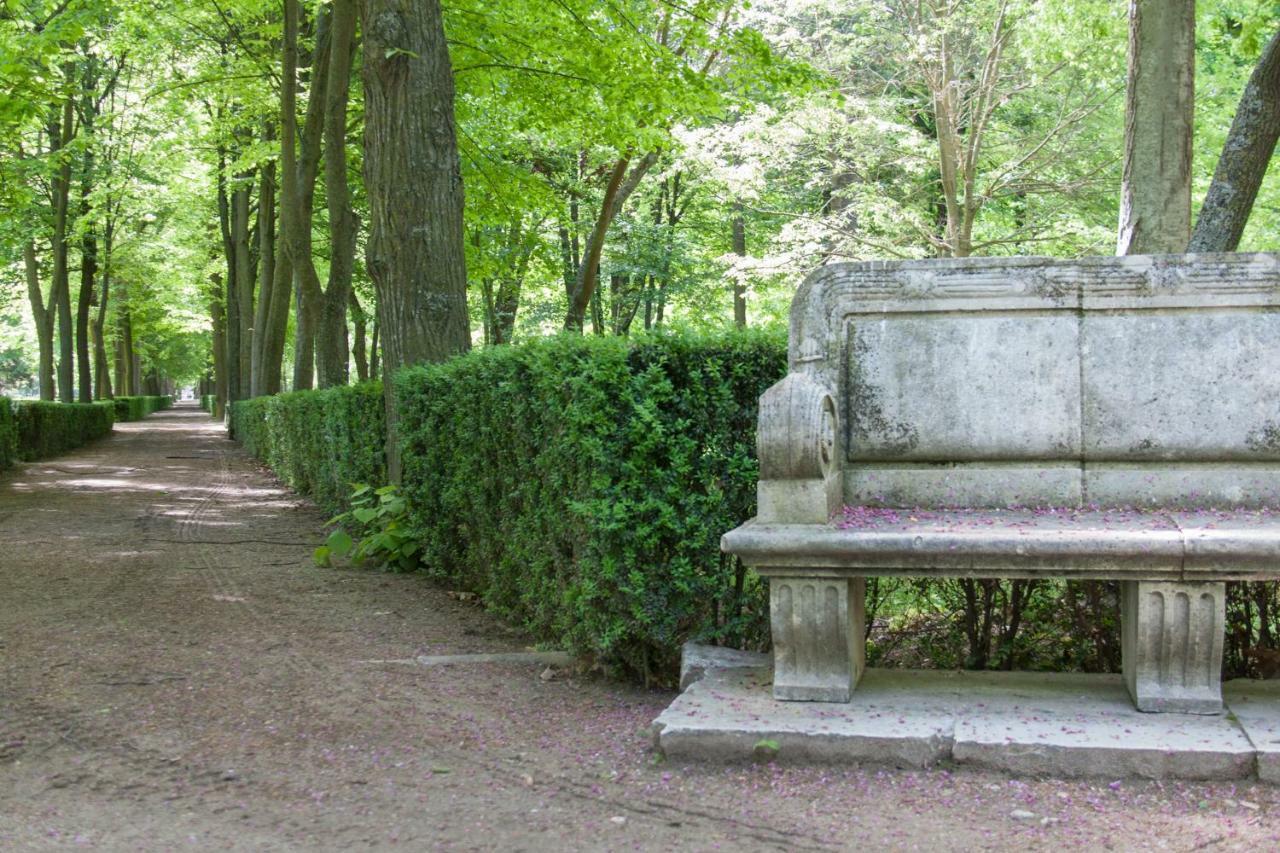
(397, 329, 786, 681)
(230, 382, 385, 517)
(14, 400, 115, 461)
(114, 395, 173, 421)
(0, 397, 16, 470)
(201, 394, 217, 414)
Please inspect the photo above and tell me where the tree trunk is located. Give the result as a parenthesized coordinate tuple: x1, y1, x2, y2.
(260, 0, 305, 397)
(119, 303, 139, 396)
(211, 283, 228, 420)
(563, 152, 657, 331)
(92, 221, 114, 399)
(361, 0, 471, 482)
(732, 202, 747, 326)
(250, 130, 276, 398)
(76, 219, 97, 402)
(76, 147, 97, 402)
(288, 1, 333, 392)
(350, 290, 369, 382)
(52, 96, 75, 402)
(24, 242, 55, 401)
(317, 0, 357, 388)
(217, 145, 241, 401)
(232, 177, 254, 399)
(368, 317, 379, 379)
(1117, 0, 1195, 255)
(1189, 27, 1280, 252)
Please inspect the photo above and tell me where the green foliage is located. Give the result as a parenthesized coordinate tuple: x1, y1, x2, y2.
(113, 395, 172, 421)
(201, 395, 216, 414)
(315, 484, 419, 572)
(13, 400, 115, 461)
(230, 382, 386, 517)
(396, 327, 786, 681)
(0, 397, 16, 470)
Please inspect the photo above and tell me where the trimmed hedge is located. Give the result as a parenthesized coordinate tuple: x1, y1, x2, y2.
(201, 394, 217, 414)
(0, 397, 16, 470)
(14, 400, 116, 461)
(398, 329, 786, 679)
(114, 395, 173, 422)
(230, 382, 385, 517)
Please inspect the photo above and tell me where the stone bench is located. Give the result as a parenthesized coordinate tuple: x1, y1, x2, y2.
(722, 253, 1280, 714)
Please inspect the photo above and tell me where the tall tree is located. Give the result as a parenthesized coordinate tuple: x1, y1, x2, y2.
(1117, 0, 1195, 255)
(316, 0, 358, 388)
(361, 0, 470, 481)
(1189, 26, 1280, 252)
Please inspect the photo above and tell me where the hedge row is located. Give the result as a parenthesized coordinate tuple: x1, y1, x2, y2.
(114, 395, 172, 422)
(0, 398, 16, 470)
(230, 382, 385, 517)
(398, 330, 786, 679)
(227, 330, 785, 679)
(201, 395, 216, 414)
(12, 400, 115, 461)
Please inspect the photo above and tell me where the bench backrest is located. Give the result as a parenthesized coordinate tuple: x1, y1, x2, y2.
(789, 254, 1280, 509)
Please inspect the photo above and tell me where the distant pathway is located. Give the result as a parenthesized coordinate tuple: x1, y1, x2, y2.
(0, 403, 1275, 850)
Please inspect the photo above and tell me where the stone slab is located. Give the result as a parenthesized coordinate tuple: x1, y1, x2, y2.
(679, 642, 770, 691)
(952, 671, 1251, 780)
(1225, 679, 1280, 783)
(654, 666, 1270, 780)
(656, 668, 955, 768)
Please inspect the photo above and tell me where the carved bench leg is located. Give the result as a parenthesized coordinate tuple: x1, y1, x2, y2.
(770, 576, 865, 702)
(1121, 581, 1225, 714)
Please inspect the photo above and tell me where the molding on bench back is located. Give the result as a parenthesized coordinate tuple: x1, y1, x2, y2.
(757, 373, 841, 524)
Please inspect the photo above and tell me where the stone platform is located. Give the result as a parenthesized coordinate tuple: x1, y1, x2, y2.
(654, 647, 1280, 781)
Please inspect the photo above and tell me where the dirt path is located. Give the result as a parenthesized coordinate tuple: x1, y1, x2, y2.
(1, 403, 1277, 851)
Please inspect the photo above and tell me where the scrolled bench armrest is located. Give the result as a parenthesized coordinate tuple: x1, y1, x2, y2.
(756, 372, 841, 524)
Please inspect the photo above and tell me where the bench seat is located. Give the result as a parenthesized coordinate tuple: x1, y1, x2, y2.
(723, 508, 1280, 581)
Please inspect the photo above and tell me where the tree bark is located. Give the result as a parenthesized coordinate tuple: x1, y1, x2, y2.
(732, 202, 747, 326)
(250, 131, 276, 397)
(1117, 0, 1195, 255)
(260, 0, 305, 397)
(75, 214, 96, 402)
(92, 220, 114, 400)
(24, 242, 55, 400)
(232, 176, 254, 399)
(288, 2, 333, 392)
(317, 0, 357, 388)
(216, 144, 241, 401)
(349, 290, 369, 382)
(51, 96, 75, 402)
(211, 280, 228, 420)
(361, 0, 470, 481)
(1189, 27, 1280, 252)
(563, 152, 657, 331)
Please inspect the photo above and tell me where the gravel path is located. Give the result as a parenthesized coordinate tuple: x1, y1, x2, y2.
(1, 403, 1277, 850)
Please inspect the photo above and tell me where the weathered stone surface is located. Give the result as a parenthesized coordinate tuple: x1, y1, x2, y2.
(1224, 679, 1280, 783)
(1081, 312, 1280, 461)
(724, 252, 1280, 718)
(655, 668, 1259, 779)
(782, 252, 1280, 508)
(770, 576, 864, 702)
(756, 372, 841, 524)
(1084, 465, 1280, 510)
(656, 668, 955, 768)
(679, 642, 769, 692)
(845, 463, 1083, 510)
(952, 672, 1252, 780)
(847, 314, 1081, 462)
(1121, 581, 1225, 714)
